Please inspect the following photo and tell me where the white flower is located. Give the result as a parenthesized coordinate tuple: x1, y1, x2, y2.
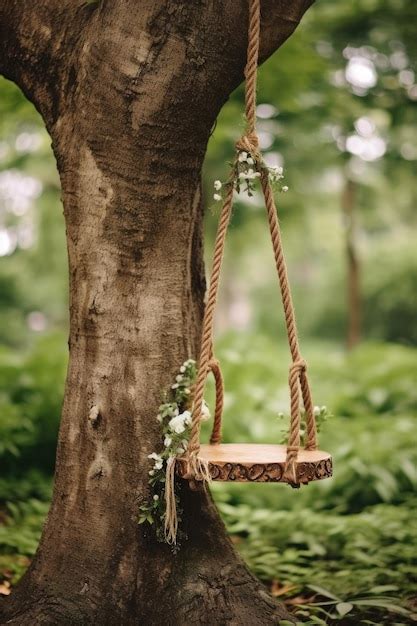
(149, 469, 154, 476)
(182, 410, 192, 426)
(214, 180, 222, 191)
(202, 400, 211, 421)
(168, 413, 186, 434)
(213, 193, 222, 201)
(164, 435, 172, 448)
(184, 388, 190, 395)
(238, 151, 248, 162)
(156, 415, 163, 423)
(181, 439, 188, 450)
(153, 494, 159, 501)
(180, 365, 186, 373)
(247, 157, 254, 165)
(313, 406, 321, 417)
(282, 185, 289, 192)
(171, 383, 179, 389)
(148, 453, 164, 470)
(176, 374, 183, 382)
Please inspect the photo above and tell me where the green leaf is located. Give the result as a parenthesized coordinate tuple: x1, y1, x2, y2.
(353, 599, 410, 615)
(307, 585, 341, 602)
(336, 602, 354, 616)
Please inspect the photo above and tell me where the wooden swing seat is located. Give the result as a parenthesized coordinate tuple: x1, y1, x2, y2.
(177, 443, 332, 484)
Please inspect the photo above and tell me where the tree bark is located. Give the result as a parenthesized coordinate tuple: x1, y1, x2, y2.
(0, 1, 314, 623)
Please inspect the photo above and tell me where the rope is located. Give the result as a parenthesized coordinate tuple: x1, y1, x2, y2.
(186, 0, 319, 485)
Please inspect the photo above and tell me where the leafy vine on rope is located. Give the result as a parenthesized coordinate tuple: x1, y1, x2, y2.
(213, 149, 288, 204)
(138, 359, 210, 543)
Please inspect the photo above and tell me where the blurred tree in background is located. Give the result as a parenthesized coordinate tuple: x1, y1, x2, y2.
(0, 0, 416, 621)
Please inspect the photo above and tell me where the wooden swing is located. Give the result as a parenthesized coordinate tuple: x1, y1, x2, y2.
(176, 0, 332, 489)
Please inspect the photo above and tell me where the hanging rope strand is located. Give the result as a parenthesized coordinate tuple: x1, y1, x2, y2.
(244, 0, 261, 134)
(261, 174, 317, 478)
(188, 184, 235, 470)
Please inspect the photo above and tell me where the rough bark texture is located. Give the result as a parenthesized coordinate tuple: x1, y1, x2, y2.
(0, 1, 314, 623)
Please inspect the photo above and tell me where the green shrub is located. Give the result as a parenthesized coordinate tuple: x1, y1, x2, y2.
(0, 332, 67, 476)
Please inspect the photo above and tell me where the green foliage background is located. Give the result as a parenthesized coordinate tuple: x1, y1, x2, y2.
(0, 0, 416, 622)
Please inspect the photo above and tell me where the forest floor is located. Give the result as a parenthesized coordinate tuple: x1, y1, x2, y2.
(1, 334, 417, 624)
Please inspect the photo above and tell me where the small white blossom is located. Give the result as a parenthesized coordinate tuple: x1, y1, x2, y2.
(247, 157, 254, 165)
(214, 180, 222, 191)
(171, 383, 179, 389)
(156, 415, 163, 423)
(282, 185, 289, 192)
(176, 374, 183, 382)
(238, 151, 248, 162)
(149, 469, 154, 476)
(164, 435, 172, 448)
(154, 460, 163, 470)
(153, 494, 159, 501)
(213, 193, 222, 201)
(184, 388, 190, 395)
(181, 439, 188, 450)
(180, 365, 186, 373)
(168, 413, 186, 434)
(313, 406, 321, 417)
(148, 452, 162, 461)
(182, 410, 192, 426)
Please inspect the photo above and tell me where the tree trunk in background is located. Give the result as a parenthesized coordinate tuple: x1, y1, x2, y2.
(342, 178, 361, 350)
(0, 1, 314, 623)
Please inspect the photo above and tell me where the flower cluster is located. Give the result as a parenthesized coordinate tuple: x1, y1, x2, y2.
(278, 405, 332, 446)
(213, 149, 289, 203)
(138, 358, 210, 543)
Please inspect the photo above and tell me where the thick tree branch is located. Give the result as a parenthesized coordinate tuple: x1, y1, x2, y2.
(0, 0, 314, 133)
(0, 0, 92, 124)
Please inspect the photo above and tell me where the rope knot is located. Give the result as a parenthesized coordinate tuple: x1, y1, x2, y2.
(290, 358, 307, 378)
(236, 133, 260, 159)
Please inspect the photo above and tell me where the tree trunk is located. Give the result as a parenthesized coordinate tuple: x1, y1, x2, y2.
(342, 177, 361, 350)
(0, 1, 314, 623)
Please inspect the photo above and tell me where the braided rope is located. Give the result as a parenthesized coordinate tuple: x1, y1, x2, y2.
(208, 357, 224, 445)
(187, 0, 318, 485)
(187, 184, 234, 473)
